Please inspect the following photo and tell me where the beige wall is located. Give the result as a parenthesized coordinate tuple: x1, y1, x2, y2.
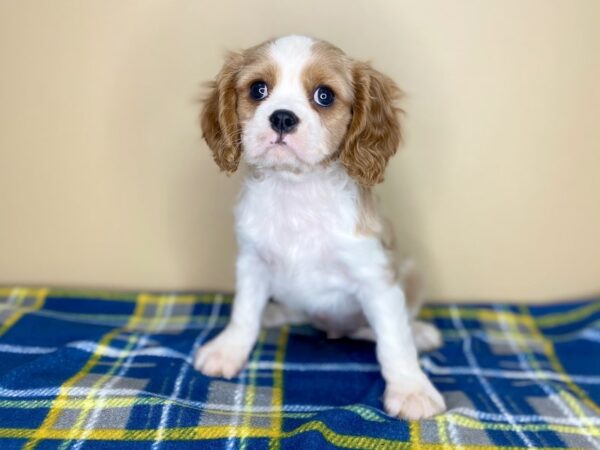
(1, 1, 599, 302)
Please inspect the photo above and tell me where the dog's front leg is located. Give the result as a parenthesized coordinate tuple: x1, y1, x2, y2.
(194, 250, 269, 379)
(359, 283, 446, 419)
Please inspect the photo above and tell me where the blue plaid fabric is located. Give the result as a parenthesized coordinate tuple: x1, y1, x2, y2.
(0, 287, 598, 449)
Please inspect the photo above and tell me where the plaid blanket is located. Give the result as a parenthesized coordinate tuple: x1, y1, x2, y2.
(0, 288, 598, 449)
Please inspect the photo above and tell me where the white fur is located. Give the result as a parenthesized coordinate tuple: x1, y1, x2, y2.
(195, 35, 445, 419)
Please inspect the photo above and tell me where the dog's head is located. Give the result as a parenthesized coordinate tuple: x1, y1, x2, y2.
(200, 35, 402, 186)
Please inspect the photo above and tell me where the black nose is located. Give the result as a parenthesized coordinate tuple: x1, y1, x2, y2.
(269, 109, 299, 134)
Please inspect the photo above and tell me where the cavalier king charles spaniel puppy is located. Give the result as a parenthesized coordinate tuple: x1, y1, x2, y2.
(194, 35, 445, 419)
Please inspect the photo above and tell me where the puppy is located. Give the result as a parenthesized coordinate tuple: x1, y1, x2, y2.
(194, 35, 445, 420)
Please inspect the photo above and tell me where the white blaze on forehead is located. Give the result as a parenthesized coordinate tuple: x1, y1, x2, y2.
(269, 35, 315, 65)
(268, 35, 315, 96)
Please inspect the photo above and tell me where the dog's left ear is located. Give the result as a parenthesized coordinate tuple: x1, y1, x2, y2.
(340, 62, 402, 186)
(200, 52, 244, 173)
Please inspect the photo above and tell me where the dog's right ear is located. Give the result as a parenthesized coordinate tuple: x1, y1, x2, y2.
(200, 52, 243, 173)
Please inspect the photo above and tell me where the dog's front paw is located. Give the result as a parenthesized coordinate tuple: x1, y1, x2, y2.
(384, 377, 445, 420)
(193, 327, 253, 379)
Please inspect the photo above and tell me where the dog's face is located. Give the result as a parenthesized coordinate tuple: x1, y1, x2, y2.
(200, 35, 402, 186)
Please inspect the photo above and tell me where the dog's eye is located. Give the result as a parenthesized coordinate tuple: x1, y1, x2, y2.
(250, 81, 269, 101)
(313, 86, 335, 107)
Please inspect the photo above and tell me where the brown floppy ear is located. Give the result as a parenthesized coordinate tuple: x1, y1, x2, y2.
(200, 52, 243, 173)
(340, 62, 402, 186)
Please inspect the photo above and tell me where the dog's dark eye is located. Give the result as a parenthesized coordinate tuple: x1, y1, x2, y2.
(250, 81, 268, 101)
(313, 86, 335, 107)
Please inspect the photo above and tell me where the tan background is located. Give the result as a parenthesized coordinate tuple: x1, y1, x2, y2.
(1, 1, 599, 302)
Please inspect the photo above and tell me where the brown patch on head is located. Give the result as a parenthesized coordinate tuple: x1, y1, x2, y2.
(305, 41, 354, 101)
(200, 40, 277, 173)
(302, 41, 354, 156)
(339, 62, 403, 186)
(235, 42, 279, 124)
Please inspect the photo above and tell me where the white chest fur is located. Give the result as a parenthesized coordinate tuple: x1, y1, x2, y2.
(234, 165, 366, 324)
